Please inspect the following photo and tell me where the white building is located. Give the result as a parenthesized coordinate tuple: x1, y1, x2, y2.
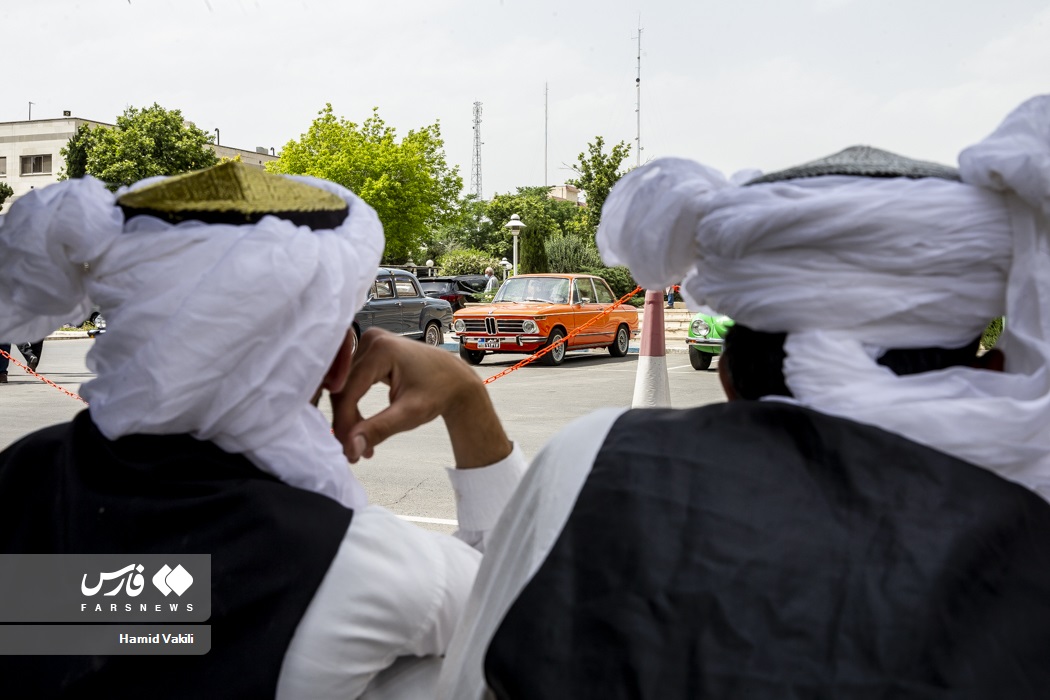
(0, 115, 277, 213)
(548, 184, 582, 205)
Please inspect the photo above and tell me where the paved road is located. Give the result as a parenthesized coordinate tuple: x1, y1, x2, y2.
(0, 339, 726, 533)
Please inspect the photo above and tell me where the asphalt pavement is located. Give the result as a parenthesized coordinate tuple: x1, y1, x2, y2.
(1, 337, 726, 534)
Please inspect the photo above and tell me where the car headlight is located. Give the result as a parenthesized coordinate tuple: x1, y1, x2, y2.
(453, 319, 466, 333)
(522, 319, 539, 334)
(691, 319, 710, 337)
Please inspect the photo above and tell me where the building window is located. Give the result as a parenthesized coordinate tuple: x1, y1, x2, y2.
(21, 154, 52, 175)
(0, 156, 6, 176)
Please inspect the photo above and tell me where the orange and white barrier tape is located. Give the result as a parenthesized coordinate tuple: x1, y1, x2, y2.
(0, 346, 88, 405)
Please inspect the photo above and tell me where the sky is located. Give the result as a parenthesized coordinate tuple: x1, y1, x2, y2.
(5, 0, 1049, 199)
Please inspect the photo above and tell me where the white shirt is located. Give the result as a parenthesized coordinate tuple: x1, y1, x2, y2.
(435, 408, 626, 700)
(484, 275, 499, 292)
(276, 442, 530, 699)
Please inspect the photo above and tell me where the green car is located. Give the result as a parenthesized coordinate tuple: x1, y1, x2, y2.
(686, 311, 734, 371)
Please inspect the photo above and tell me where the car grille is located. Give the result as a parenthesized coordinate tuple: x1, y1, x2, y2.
(462, 318, 528, 334)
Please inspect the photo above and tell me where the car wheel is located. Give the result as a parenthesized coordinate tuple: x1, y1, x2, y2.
(689, 346, 713, 371)
(608, 324, 630, 357)
(540, 328, 567, 366)
(423, 321, 443, 347)
(459, 343, 485, 365)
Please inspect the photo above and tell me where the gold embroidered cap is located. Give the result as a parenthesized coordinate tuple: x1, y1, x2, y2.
(117, 161, 349, 229)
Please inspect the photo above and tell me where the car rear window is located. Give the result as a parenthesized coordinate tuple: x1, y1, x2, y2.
(421, 281, 455, 294)
(395, 279, 421, 298)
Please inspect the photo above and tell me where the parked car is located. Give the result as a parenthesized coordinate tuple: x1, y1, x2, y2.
(418, 275, 489, 312)
(352, 268, 453, 353)
(686, 310, 734, 370)
(453, 273, 639, 366)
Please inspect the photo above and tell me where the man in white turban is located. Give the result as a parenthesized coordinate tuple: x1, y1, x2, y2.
(334, 96, 1050, 698)
(0, 162, 527, 698)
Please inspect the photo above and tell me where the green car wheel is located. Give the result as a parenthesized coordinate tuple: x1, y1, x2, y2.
(689, 346, 713, 371)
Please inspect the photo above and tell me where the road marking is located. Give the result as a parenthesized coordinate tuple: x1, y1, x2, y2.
(398, 515, 459, 526)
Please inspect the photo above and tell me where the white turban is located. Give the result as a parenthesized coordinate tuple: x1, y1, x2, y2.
(0, 174, 384, 510)
(598, 95, 1050, 500)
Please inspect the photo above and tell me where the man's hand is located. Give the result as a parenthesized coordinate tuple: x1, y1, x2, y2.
(330, 328, 512, 469)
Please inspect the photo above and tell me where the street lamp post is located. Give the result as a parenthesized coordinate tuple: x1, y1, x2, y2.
(499, 257, 512, 281)
(504, 214, 525, 276)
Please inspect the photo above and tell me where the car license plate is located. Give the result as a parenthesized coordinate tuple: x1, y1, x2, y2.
(479, 338, 500, 349)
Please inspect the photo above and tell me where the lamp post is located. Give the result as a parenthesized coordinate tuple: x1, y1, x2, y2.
(499, 257, 512, 281)
(504, 214, 525, 276)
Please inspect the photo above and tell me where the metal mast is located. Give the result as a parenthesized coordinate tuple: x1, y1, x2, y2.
(544, 82, 549, 187)
(470, 101, 483, 199)
(634, 24, 643, 167)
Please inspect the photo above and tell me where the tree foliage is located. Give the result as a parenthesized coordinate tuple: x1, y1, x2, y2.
(269, 105, 462, 263)
(544, 232, 603, 273)
(0, 181, 13, 209)
(982, 317, 1004, 350)
(424, 194, 490, 261)
(567, 136, 632, 236)
(437, 248, 500, 277)
(479, 187, 585, 274)
(65, 104, 217, 189)
(58, 124, 97, 180)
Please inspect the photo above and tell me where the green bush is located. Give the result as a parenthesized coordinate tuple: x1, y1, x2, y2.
(437, 249, 500, 277)
(544, 233, 603, 273)
(981, 317, 1004, 350)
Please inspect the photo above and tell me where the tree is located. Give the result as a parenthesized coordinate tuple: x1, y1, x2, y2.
(0, 181, 13, 210)
(567, 136, 632, 236)
(70, 104, 217, 189)
(480, 187, 583, 274)
(424, 194, 490, 261)
(269, 105, 462, 263)
(544, 232, 603, 273)
(58, 124, 97, 180)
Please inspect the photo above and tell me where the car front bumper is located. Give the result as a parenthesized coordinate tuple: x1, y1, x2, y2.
(459, 334, 548, 352)
(686, 337, 724, 352)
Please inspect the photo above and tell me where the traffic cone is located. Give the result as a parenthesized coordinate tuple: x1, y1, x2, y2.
(632, 289, 671, 407)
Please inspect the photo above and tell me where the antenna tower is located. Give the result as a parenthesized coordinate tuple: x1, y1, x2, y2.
(470, 101, 483, 199)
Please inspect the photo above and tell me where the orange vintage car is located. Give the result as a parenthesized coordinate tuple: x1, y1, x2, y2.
(453, 273, 639, 366)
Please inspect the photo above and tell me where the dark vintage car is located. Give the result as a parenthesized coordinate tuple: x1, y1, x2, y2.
(418, 275, 489, 312)
(352, 268, 453, 353)
(453, 273, 639, 366)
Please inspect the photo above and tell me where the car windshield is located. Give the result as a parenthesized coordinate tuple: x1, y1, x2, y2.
(494, 277, 570, 304)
